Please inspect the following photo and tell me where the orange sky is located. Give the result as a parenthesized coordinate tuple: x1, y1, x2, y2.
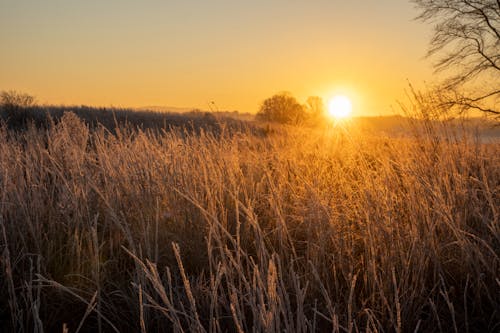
(0, 0, 435, 116)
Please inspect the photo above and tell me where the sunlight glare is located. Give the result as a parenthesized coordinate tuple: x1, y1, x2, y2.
(328, 95, 352, 119)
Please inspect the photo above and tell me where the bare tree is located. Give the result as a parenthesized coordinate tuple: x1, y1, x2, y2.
(413, 0, 500, 117)
(0, 90, 37, 126)
(0, 90, 36, 110)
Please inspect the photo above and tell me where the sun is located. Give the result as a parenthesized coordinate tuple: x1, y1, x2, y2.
(328, 95, 352, 119)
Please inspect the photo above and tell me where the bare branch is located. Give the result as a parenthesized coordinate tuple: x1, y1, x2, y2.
(463, 0, 500, 39)
(413, 0, 500, 116)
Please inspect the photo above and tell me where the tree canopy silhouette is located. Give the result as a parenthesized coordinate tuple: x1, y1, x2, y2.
(413, 0, 499, 117)
(257, 93, 306, 124)
(0, 90, 36, 110)
(306, 96, 325, 117)
(0, 90, 37, 127)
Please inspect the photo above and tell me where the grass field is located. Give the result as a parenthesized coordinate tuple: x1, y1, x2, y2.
(0, 108, 499, 332)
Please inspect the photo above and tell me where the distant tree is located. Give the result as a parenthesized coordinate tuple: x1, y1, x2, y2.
(0, 90, 36, 109)
(0, 90, 37, 126)
(257, 93, 306, 124)
(413, 0, 499, 117)
(306, 96, 325, 118)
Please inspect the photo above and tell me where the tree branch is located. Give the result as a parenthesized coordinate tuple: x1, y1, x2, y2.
(463, 0, 500, 39)
(413, 0, 500, 118)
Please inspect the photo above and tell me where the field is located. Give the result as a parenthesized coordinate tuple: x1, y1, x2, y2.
(0, 108, 499, 332)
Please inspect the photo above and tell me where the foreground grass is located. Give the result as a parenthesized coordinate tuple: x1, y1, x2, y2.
(0, 112, 499, 332)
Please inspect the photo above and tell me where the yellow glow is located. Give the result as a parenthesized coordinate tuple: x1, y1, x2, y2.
(0, 2, 434, 115)
(328, 95, 352, 119)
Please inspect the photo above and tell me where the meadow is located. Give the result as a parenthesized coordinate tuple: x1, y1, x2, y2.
(0, 104, 499, 332)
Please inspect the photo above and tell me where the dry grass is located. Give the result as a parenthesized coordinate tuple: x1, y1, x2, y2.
(0, 112, 498, 332)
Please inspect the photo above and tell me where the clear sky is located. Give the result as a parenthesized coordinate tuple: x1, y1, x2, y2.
(0, 0, 434, 115)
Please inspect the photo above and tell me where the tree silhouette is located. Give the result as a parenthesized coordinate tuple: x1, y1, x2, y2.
(0, 90, 37, 127)
(257, 93, 306, 124)
(413, 0, 499, 117)
(0, 90, 36, 109)
(306, 96, 325, 117)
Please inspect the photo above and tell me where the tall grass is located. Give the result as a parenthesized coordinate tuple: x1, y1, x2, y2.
(0, 111, 498, 332)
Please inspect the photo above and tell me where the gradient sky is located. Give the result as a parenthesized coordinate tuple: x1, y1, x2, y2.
(0, 0, 435, 115)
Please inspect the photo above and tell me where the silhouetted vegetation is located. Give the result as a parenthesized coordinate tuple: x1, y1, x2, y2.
(0, 91, 259, 136)
(413, 0, 500, 118)
(257, 93, 307, 124)
(256, 93, 328, 125)
(0, 90, 37, 128)
(305, 95, 326, 119)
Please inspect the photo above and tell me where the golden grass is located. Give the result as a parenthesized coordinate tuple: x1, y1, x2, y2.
(0, 112, 498, 332)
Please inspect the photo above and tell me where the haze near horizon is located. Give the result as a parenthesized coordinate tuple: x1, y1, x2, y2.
(0, 0, 434, 115)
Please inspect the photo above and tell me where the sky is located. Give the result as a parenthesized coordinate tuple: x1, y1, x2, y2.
(0, 0, 435, 115)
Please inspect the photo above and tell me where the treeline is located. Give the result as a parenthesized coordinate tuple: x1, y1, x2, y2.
(0, 90, 255, 135)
